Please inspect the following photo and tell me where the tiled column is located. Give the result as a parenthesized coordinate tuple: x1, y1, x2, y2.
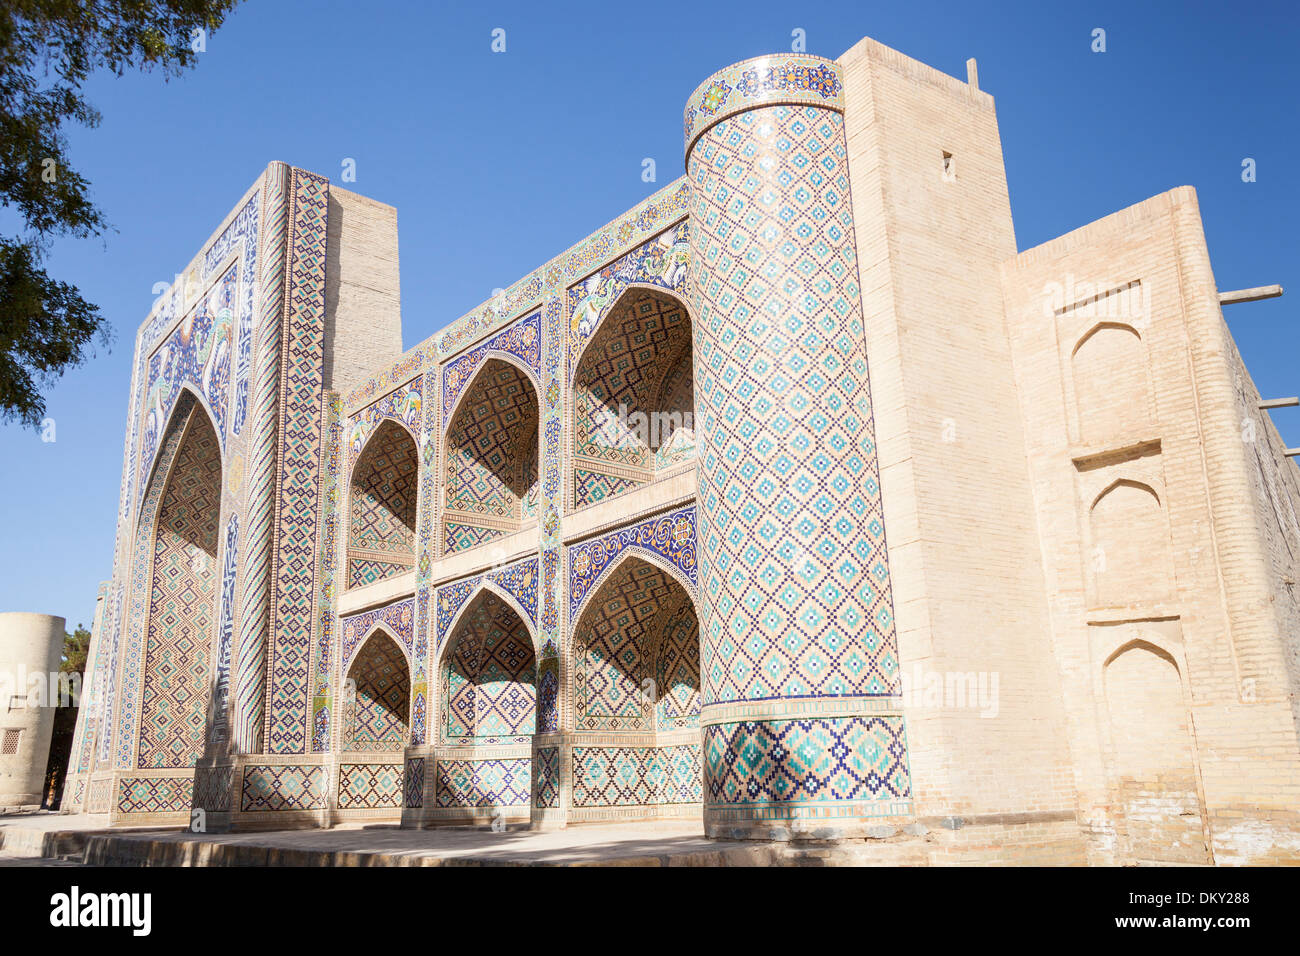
(685, 55, 913, 838)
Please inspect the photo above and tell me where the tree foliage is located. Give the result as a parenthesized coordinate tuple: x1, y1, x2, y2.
(0, 0, 242, 427)
(61, 621, 91, 676)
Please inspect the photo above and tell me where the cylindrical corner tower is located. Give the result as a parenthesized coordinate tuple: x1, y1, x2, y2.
(0, 612, 66, 809)
(685, 55, 913, 838)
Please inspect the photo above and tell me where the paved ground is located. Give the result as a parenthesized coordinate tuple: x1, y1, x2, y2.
(0, 812, 806, 866)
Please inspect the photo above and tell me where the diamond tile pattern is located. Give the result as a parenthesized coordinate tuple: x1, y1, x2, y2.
(688, 104, 900, 705)
(348, 420, 417, 588)
(337, 762, 403, 809)
(138, 409, 221, 769)
(344, 631, 410, 751)
(573, 745, 701, 807)
(573, 290, 694, 507)
(571, 554, 702, 735)
(443, 591, 536, 740)
(445, 359, 539, 551)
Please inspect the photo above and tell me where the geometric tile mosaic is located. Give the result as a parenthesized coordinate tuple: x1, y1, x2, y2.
(434, 557, 539, 654)
(138, 408, 221, 770)
(702, 716, 910, 807)
(347, 377, 421, 467)
(441, 589, 535, 741)
(404, 756, 425, 808)
(267, 169, 330, 755)
(434, 758, 531, 808)
(442, 310, 541, 420)
(571, 289, 693, 508)
(340, 597, 415, 672)
(573, 559, 691, 731)
(444, 358, 539, 552)
(117, 776, 195, 814)
(240, 765, 325, 812)
(572, 745, 701, 807)
(344, 631, 410, 751)
(348, 419, 418, 589)
(567, 220, 690, 377)
(136, 262, 237, 507)
(337, 763, 404, 809)
(534, 747, 559, 809)
(687, 102, 900, 705)
(568, 506, 697, 622)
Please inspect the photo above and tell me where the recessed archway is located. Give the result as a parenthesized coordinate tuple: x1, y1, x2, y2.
(444, 358, 540, 553)
(137, 399, 223, 769)
(572, 288, 695, 508)
(343, 629, 411, 752)
(347, 420, 418, 589)
(1103, 640, 1208, 863)
(439, 588, 537, 742)
(570, 552, 701, 813)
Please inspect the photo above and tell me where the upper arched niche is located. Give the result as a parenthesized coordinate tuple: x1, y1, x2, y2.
(443, 357, 539, 554)
(439, 588, 537, 742)
(572, 288, 694, 509)
(1088, 478, 1173, 607)
(1071, 322, 1152, 443)
(347, 419, 418, 589)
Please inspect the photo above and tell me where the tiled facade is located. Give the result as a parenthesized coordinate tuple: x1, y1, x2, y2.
(65, 38, 1300, 863)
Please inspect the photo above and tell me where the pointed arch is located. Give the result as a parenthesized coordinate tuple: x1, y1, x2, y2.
(1071, 320, 1143, 358)
(570, 549, 700, 734)
(1071, 321, 1153, 442)
(1102, 637, 1208, 863)
(443, 355, 541, 553)
(343, 627, 412, 752)
(136, 386, 223, 537)
(438, 587, 537, 742)
(1088, 478, 1173, 607)
(443, 350, 541, 433)
(435, 578, 539, 676)
(347, 418, 419, 589)
(570, 543, 699, 633)
(344, 617, 414, 675)
(1090, 477, 1161, 512)
(136, 397, 224, 769)
(571, 286, 695, 508)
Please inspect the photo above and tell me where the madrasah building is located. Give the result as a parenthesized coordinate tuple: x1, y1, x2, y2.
(62, 35, 1300, 865)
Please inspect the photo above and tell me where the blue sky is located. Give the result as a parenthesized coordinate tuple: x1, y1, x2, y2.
(2, 0, 1297, 630)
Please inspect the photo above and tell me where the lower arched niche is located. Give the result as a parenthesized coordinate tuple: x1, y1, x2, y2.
(1102, 638, 1209, 864)
(430, 589, 536, 822)
(569, 554, 702, 819)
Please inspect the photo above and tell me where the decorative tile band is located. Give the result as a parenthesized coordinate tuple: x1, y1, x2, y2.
(345, 178, 691, 409)
(572, 745, 702, 807)
(405, 756, 426, 808)
(232, 163, 291, 754)
(265, 169, 330, 755)
(433, 757, 531, 808)
(703, 716, 911, 810)
(568, 506, 697, 622)
(240, 764, 325, 811)
(683, 54, 844, 157)
(337, 763, 403, 809)
(117, 776, 194, 814)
